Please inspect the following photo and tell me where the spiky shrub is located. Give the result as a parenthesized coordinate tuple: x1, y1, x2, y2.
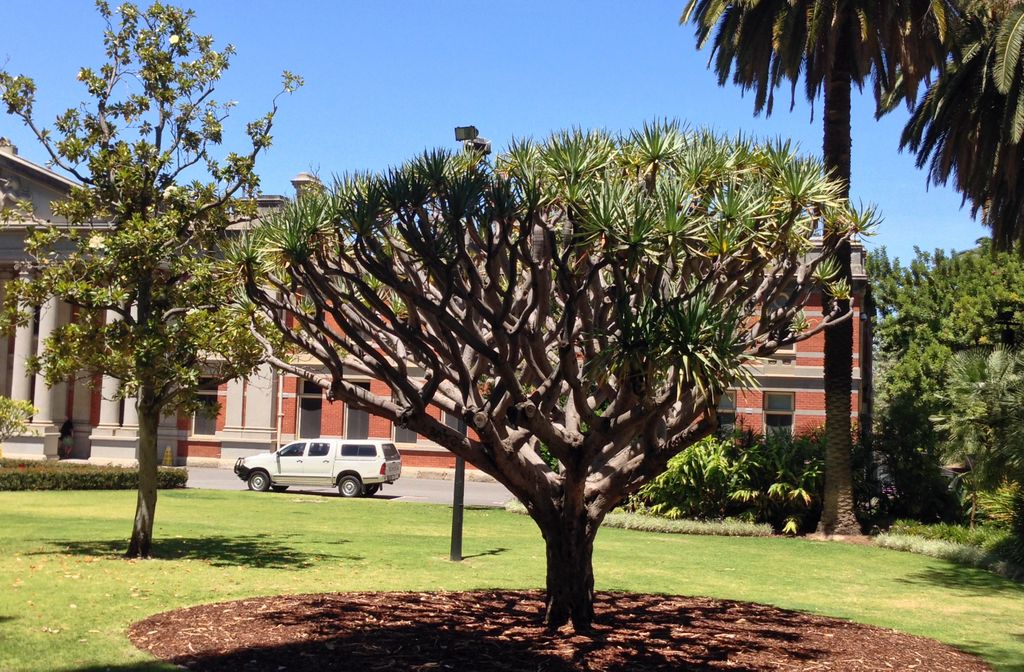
(234, 122, 862, 631)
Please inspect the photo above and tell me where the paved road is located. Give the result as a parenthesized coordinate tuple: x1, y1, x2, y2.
(186, 466, 513, 507)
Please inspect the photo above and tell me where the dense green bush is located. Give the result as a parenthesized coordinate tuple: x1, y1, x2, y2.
(0, 459, 188, 490)
(888, 519, 1011, 551)
(505, 500, 772, 537)
(630, 432, 824, 534)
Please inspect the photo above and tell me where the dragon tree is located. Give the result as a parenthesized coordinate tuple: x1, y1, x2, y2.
(233, 123, 865, 630)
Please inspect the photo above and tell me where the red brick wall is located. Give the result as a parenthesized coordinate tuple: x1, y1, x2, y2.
(216, 383, 227, 432)
(321, 396, 343, 437)
(399, 449, 480, 470)
(89, 376, 101, 426)
(180, 440, 221, 459)
(369, 380, 391, 438)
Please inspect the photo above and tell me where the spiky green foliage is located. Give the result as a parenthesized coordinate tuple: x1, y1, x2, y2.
(903, 2, 1024, 250)
(237, 121, 857, 630)
(0, 1, 300, 557)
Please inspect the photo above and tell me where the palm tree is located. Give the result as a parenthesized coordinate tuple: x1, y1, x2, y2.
(681, 1, 954, 534)
(932, 346, 1024, 527)
(902, 1, 1024, 250)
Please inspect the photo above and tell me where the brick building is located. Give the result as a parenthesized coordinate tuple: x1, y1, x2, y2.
(0, 141, 872, 469)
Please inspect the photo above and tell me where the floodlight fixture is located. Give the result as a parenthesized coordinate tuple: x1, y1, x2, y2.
(454, 125, 479, 142)
(464, 138, 491, 155)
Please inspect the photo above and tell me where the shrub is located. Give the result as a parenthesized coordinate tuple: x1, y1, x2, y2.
(888, 519, 1011, 551)
(977, 483, 1021, 527)
(504, 500, 771, 537)
(631, 437, 739, 520)
(630, 432, 824, 534)
(0, 459, 188, 490)
(876, 533, 1024, 582)
(0, 398, 36, 448)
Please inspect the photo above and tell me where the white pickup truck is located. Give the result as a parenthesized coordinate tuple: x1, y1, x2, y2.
(234, 439, 402, 497)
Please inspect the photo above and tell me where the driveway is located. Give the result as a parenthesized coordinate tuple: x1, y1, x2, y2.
(186, 466, 513, 507)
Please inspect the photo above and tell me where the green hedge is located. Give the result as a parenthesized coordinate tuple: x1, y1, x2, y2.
(0, 459, 188, 491)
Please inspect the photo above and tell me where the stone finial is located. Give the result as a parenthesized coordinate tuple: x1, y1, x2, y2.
(290, 172, 320, 196)
(0, 138, 17, 155)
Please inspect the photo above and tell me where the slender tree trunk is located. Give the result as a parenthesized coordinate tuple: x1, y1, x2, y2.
(817, 19, 861, 537)
(126, 395, 160, 558)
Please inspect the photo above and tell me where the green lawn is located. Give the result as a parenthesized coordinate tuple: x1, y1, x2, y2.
(2, 489, 1023, 671)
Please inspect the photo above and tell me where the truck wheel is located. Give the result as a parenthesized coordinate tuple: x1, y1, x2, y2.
(362, 484, 381, 497)
(247, 471, 271, 492)
(338, 475, 362, 498)
(271, 485, 289, 493)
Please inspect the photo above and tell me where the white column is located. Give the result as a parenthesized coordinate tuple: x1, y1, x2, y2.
(0, 278, 9, 398)
(9, 271, 34, 404)
(244, 364, 276, 431)
(121, 304, 139, 428)
(32, 296, 64, 424)
(97, 310, 122, 426)
(224, 377, 244, 431)
(98, 376, 122, 426)
(122, 393, 139, 427)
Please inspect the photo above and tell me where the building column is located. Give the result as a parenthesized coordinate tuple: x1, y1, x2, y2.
(224, 377, 245, 431)
(0, 276, 10, 398)
(217, 364, 278, 463)
(97, 311, 122, 427)
(32, 296, 65, 424)
(122, 393, 139, 428)
(9, 270, 34, 405)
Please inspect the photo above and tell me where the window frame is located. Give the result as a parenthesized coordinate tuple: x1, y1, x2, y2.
(192, 379, 220, 437)
(345, 382, 372, 439)
(763, 392, 795, 435)
(297, 380, 323, 439)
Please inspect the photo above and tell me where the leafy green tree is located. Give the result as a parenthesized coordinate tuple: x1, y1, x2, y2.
(0, 1, 301, 557)
(932, 347, 1024, 527)
(236, 123, 863, 630)
(902, 1, 1024, 250)
(868, 241, 1024, 521)
(0, 398, 37, 450)
(681, 0, 955, 535)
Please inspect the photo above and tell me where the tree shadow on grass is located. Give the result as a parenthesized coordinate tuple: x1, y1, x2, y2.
(895, 563, 1024, 597)
(461, 546, 509, 559)
(32, 535, 361, 569)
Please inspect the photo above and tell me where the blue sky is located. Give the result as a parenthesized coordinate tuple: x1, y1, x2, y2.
(1, 0, 987, 262)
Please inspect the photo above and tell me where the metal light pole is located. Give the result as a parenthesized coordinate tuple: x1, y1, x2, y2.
(449, 455, 466, 561)
(447, 126, 490, 563)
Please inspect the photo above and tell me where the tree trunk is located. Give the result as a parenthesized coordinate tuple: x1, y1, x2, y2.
(126, 398, 160, 558)
(817, 18, 861, 537)
(541, 506, 597, 632)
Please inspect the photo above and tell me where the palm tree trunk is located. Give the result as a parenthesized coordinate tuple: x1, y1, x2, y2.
(817, 18, 861, 537)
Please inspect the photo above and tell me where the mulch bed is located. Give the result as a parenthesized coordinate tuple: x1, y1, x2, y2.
(129, 590, 990, 671)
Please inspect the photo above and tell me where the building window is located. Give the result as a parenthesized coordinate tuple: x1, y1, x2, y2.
(444, 411, 467, 435)
(298, 381, 322, 438)
(193, 379, 219, 436)
(346, 382, 371, 439)
(394, 423, 418, 444)
(717, 391, 736, 433)
(764, 392, 794, 435)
